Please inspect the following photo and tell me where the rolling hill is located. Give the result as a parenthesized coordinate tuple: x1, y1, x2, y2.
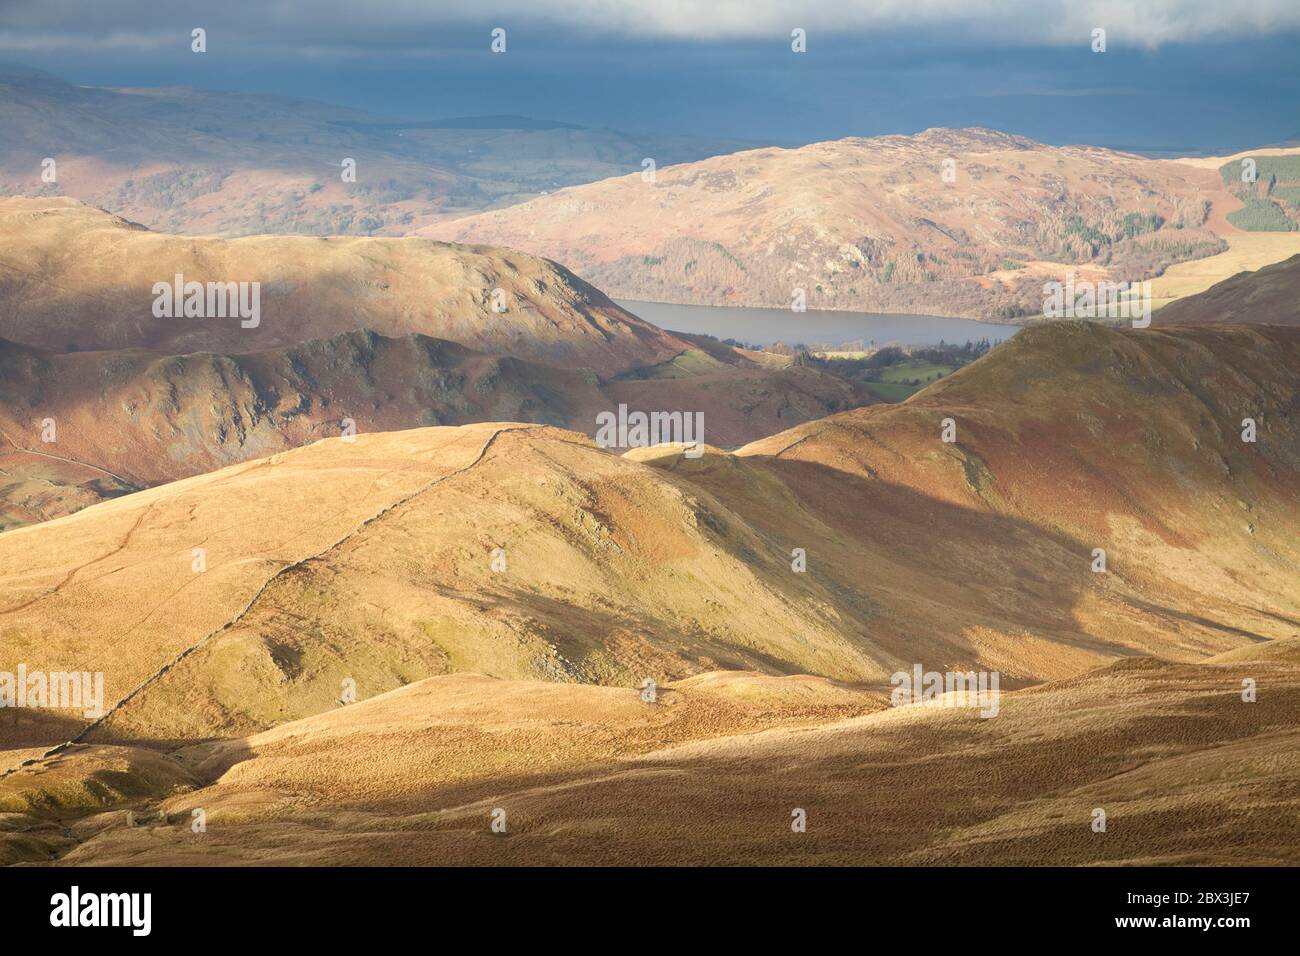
(1156, 252, 1300, 325)
(1, 322, 1295, 748)
(6, 653, 1295, 866)
(424, 128, 1243, 320)
(0, 197, 691, 372)
(0, 328, 871, 529)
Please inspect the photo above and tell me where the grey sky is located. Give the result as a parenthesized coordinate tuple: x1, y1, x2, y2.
(2, 1, 1297, 152)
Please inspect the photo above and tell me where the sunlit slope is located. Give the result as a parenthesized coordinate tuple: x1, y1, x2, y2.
(425, 128, 1236, 319)
(0, 423, 897, 751)
(733, 322, 1300, 659)
(3, 322, 1297, 756)
(1155, 252, 1300, 325)
(0, 425, 527, 748)
(0, 197, 688, 375)
(5, 653, 1295, 866)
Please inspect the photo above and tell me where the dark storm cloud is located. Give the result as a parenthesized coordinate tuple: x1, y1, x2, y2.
(5, 1, 1300, 51)
(1, 1, 1297, 152)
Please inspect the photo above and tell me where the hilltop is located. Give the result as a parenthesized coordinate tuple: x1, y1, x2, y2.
(0, 197, 690, 372)
(424, 128, 1241, 320)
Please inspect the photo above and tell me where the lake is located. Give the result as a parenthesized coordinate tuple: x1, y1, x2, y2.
(617, 300, 1021, 348)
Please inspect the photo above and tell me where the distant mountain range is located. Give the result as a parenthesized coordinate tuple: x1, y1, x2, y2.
(0, 65, 747, 236)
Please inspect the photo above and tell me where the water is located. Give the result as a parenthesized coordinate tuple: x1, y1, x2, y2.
(617, 300, 1021, 349)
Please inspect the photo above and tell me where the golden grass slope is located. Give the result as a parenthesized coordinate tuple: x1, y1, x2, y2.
(1154, 252, 1300, 325)
(1148, 236, 1300, 312)
(1, 323, 1296, 760)
(0, 423, 896, 752)
(0, 425, 523, 751)
(3, 653, 1296, 866)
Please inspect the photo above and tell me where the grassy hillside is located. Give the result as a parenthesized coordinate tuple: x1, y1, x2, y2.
(2, 322, 1297, 866)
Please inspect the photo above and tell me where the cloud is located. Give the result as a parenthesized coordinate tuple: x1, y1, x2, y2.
(1, 0, 1298, 55)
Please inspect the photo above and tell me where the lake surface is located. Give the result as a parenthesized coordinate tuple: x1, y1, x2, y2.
(617, 300, 1021, 348)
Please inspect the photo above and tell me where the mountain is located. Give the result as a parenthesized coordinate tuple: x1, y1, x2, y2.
(1, 322, 1295, 751)
(0, 197, 689, 372)
(1156, 252, 1300, 325)
(423, 128, 1246, 320)
(0, 65, 745, 236)
(0, 328, 871, 529)
(2, 320, 1298, 864)
(0, 197, 878, 530)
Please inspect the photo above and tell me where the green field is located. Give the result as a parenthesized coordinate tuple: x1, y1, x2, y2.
(876, 361, 955, 384)
(1218, 155, 1300, 186)
(864, 360, 956, 402)
(861, 381, 916, 402)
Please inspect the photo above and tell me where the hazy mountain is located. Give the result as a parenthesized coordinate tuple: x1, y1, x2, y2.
(0, 65, 747, 236)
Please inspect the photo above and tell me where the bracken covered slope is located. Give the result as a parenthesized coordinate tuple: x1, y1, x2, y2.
(3, 653, 1298, 865)
(424, 128, 1238, 319)
(1156, 253, 1300, 326)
